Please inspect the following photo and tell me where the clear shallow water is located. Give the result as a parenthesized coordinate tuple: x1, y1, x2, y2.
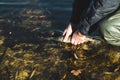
(0, 1, 73, 80)
(0, 1, 120, 80)
(0, 0, 72, 31)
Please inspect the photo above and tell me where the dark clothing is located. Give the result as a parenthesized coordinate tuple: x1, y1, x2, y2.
(70, 0, 120, 35)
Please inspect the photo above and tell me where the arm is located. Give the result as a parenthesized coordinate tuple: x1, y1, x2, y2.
(79, 0, 120, 35)
(70, 0, 90, 25)
(63, 0, 90, 42)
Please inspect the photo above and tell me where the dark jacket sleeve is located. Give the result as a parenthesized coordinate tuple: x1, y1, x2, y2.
(70, 0, 90, 25)
(79, 0, 120, 35)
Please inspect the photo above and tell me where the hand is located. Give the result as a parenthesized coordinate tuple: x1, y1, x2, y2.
(63, 23, 73, 42)
(71, 30, 85, 45)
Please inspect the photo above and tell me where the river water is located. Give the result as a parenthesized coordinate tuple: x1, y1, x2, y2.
(0, 0, 75, 80)
(0, 0, 72, 31)
(0, 1, 120, 80)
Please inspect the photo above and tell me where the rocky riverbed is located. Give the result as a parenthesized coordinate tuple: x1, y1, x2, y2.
(0, 0, 120, 80)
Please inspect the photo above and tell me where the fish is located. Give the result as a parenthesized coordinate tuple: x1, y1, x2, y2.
(45, 30, 103, 45)
(48, 35, 95, 44)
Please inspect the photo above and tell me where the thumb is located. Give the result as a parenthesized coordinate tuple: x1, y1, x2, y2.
(63, 29, 66, 36)
(63, 32, 70, 42)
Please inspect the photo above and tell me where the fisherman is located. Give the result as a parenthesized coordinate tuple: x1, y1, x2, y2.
(63, 0, 120, 46)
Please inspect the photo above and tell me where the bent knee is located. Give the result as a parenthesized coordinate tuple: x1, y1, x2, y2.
(100, 20, 114, 36)
(100, 20, 120, 46)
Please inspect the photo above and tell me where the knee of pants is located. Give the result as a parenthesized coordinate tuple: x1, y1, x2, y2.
(100, 20, 120, 46)
(100, 21, 114, 36)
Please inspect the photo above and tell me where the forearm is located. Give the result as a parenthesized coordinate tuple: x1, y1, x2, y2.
(70, 0, 90, 25)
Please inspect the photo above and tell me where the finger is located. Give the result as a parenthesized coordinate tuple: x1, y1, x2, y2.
(71, 38, 76, 45)
(63, 29, 66, 36)
(77, 40, 81, 45)
(78, 40, 84, 44)
(75, 41, 80, 45)
(74, 41, 78, 45)
(76, 39, 83, 45)
(63, 32, 70, 42)
(73, 37, 79, 45)
(78, 42, 81, 45)
(76, 39, 81, 45)
(71, 38, 74, 44)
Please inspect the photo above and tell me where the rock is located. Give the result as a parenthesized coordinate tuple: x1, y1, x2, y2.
(0, 36, 4, 45)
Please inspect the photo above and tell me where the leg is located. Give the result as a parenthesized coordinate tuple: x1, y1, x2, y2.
(100, 10, 120, 46)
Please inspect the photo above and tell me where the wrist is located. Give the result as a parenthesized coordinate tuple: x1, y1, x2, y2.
(76, 30, 84, 37)
(70, 23, 79, 33)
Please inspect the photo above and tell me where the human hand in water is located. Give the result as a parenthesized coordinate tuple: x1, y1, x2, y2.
(63, 23, 73, 42)
(63, 23, 85, 45)
(71, 30, 85, 45)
